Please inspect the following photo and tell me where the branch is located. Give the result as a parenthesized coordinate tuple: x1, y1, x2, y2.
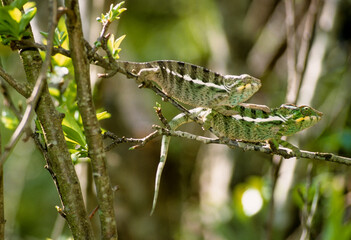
(0, 1, 57, 166)
(12, 39, 71, 59)
(0, 67, 31, 98)
(12, 39, 114, 71)
(106, 126, 351, 166)
(90, 15, 112, 57)
(2, 1, 96, 238)
(0, 81, 23, 119)
(65, 0, 118, 238)
(0, 111, 3, 240)
(104, 130, 160, 151)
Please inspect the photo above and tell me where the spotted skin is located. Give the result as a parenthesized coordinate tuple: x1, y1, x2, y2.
(116, 60, 261, 115)
(150, 104, 323, 214)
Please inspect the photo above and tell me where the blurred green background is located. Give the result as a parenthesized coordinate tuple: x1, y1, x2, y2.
(1, 0, 351, 239)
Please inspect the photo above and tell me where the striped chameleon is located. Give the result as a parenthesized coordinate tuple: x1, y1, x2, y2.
(150, 103, 323, 214)
(116, 60, 261, 115)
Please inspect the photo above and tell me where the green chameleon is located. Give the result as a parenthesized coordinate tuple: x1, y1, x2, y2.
(150, 103, 323, 214)
(116, 60, 261, 115)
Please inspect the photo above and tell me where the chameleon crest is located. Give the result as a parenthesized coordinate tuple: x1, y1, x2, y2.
(116, 60, 261, 115)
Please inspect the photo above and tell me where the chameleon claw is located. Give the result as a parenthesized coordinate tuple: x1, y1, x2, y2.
(268, 140, 279, 154)
(293, 149, 302, 158)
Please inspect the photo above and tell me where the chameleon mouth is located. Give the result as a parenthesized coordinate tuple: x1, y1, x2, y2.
(250, 77, 262, 91)
(316, 110, 323, 117)
(235, 78, 261, 93)
(295, 114, 322, 124)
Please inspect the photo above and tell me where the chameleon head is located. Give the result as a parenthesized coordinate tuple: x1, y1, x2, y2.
(224, 74, 262, 101)
(277, 104, 323, 135)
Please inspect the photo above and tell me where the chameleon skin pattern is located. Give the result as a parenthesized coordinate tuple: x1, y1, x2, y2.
(202, 104, 323, 141)
(151, 104, 322, 214)
(116, 60, 261, 115)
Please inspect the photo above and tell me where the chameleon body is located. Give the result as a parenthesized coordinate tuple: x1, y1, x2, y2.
(150, 104, 323, 214)
(116, 60, 261, 115)
(202, 104, 323, 143)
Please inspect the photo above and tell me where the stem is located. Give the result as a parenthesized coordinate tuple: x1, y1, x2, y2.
(1, 0, 95, 238)
(65, 0, 118, 239)
(0, 127, 4, 240)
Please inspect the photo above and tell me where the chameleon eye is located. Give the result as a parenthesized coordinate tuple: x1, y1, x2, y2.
(301, 106, 311, 116)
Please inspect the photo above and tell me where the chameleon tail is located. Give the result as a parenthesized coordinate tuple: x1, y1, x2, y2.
(150, 135, 171, 215)
(150, 108, 204, 215)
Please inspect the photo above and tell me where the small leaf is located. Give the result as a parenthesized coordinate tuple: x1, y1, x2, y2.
(8, 8, 22, 23)
(57, 107, 86, 148)
(40, 31, 48, 38)
(49, 87, 60, 98)
(94, 41, 102, 48)
(1, 110, 19, 130)
(19, 6, 36, 34)
(113, 34, 125, 50)
(23, 1, 36, 10)
(106, 34, 125, 60)
(10, 0, 28, 9)
(97, 2, 126, 23)
(96, 111, 111, 121)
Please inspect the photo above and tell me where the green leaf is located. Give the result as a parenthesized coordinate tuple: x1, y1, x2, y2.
(1, 109, 19, 130)
(10, 0, 28, 9)
(19, 6, 36, 34)
(8, 7, 22, 23)
(0, 8, 20, 38)
(57, 107, 86, 148)
(96, 111, 111, 121)
(0, 1, 36, 43)
(40, 31, 48, 38)
(48, 87, 60, 98)
(110, 2, 126, 21)
(96, 2, 126, 23)
(107, 34, 125, 60)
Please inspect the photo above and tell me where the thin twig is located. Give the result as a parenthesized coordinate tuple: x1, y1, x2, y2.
(0, 81, 23, 119)
(0, 111, 4, 239)
(89, 205, 100, 220)
(90, 17, 112, 56)
(12, 39, 114, 71)
(101, 34, 117, 67)
(154, 104, 171, 129)
(12, 40, 70, 59)
(104, 130, 160, 151)
(105, 126, 351, 165)
(0, 1, 57, 166)
(150, 86, 192, 116)
(0, 67, 31, 98)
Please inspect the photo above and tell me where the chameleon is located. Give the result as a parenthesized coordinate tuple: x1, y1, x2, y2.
(116, 60, 261, 115)
(150, 103, 323, 214)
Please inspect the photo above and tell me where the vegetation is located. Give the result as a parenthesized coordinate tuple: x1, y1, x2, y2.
(0, 0, 350, 239)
